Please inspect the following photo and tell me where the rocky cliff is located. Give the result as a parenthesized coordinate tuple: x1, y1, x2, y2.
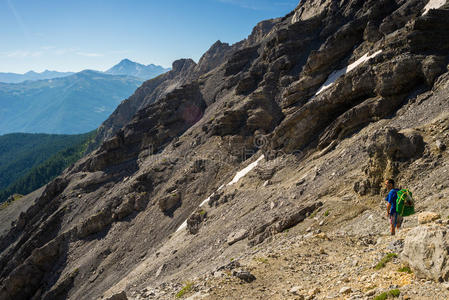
(1, 0, 449, 299)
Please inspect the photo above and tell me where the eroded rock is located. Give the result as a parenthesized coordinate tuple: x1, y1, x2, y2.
(402, 225, 449, 282)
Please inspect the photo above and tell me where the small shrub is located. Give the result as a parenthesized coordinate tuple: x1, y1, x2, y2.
(0, 201, 9, 210)
(373, 289, 400, 300)
(176, 281, 193, 298)
(0, 194, 23, 210)
(310, 210, 318, 218)
(375, 253, 397, 270)
(199, 209, 206, 216)
(12, 194, 23, 201)
(398, 266, 413, 274)
(388, 289, 400, 297)
(374, 292, 388, 300)
(324, 210, 330, 217)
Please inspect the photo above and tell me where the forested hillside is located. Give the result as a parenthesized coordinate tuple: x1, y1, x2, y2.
(0, 131, 95, 203)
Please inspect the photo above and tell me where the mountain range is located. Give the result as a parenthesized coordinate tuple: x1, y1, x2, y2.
(0, 59, 170, 135)
(0, 59, 169, 84)
(1, 1, 449, 299)
(0, 70, 75, 84)
(0, 70, 142, 135)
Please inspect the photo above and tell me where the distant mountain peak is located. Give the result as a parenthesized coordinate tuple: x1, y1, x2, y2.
(106, 59, 170, 80)
(120, 58, 133, 63)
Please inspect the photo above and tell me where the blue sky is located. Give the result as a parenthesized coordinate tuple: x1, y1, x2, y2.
(0, 0, 299, 73)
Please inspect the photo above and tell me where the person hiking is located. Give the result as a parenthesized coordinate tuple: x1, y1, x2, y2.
(384, 179, 403, 235)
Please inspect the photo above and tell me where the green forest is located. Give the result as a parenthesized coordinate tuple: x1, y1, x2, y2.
(0, 131, 96, 203)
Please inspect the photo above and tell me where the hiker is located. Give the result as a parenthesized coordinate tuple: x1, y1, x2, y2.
(384, 179, 403, 235)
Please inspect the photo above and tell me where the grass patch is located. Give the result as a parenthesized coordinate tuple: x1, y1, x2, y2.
(374, 253, 397, 270)
(374, 289, 401, 299)
(374, 292, 388, 300)
(324, 210, 330, 217)
(254, 257, 269, 264)
(199, 209, 206, 216)
(398, 266, 413, 274)
(0, 193, 23, 210)
(176, 281, 193, 298)
(0, 201, 9, 210)
(310, 210, 318, 218)
(389, 289, 400, 297)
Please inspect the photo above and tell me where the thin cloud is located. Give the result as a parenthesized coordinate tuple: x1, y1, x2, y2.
(3, 50, 43, 58)
(109, 50, 131, 55)
(41, 46, 56, 50)
(75, 52, 104, 57)
(1, 48, 102, 59)
(6, 0, 30, 39)
(53, 48, 78, 55)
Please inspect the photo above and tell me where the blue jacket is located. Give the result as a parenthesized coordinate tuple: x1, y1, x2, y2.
(385, 188, 400, 215)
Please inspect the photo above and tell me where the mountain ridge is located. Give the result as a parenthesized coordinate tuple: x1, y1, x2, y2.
(0, 59, 168, 84)
(0, 70, 75, 84)
(1, 0, 449, 299)
(0, 71, 142, 135)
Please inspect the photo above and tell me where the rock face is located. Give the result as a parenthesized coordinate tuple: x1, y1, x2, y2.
(402, 225, 449, 282)
(1, 1, 449, 299)
(186, 209, 207, 235)
(355, 127, 425, 195)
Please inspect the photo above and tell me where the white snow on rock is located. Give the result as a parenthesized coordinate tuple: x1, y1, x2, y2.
(315, 50, 383, 95)
(423, 0, 446, 15)
(175, 155, 265, 233)
(176, 220, 187, 232)
(227, 155, 265, 186)
(199, 194, 213, 207)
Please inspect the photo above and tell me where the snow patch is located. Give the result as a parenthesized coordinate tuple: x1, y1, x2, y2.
(315, 50, 383, 95)
(176, 220, 187, 232)
(175, 155, 265, 233)
(423, 0, 446, 15)
(199, 194, 213, 207)
(227, 155, 265, 186)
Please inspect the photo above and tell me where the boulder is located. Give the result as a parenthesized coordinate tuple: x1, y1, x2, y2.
(401, 225, 449, 282)
(227, 229, 248, 245)
(158, 192, 181, 214)
(436, 140, 446, 151)
(105, 291, 128, 300)
(186, 209, 207, 235)
(77, 208, 113, 238)
(418, 212, 441, 224)
(339, 286, 352, 294)
(232, 269, 256, 283)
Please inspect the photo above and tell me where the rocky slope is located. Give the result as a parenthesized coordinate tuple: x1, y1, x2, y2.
(1, 0, 449, 299)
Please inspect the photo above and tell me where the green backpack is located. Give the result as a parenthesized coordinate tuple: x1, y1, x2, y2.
(396, 189, 415, 217)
